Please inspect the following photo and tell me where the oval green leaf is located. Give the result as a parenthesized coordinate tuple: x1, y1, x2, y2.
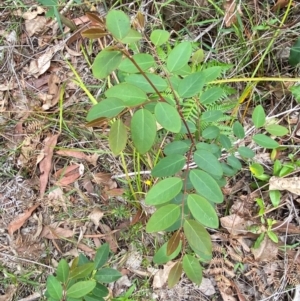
(269, 190, 281, 207)
(152, 155, 186, 177)
(177, 71, 205, 98)
(105, 83, 147, 106)
(56, 259, 69, 283)
(109, 119, 127, 155)
(94, 243, 109, 270)
(233, 121, 245, 139)
(182, 254, 203, 285)
(153, 241, 182, 264)
(92, 283, 109, 298)
(86, 98, 125, 121)
(47, 276, 63, 300)
(67, 280, 96, 298)
(238, 146, 255, 158)
(202, 110, 223, 122)
(121, 29, 142, 43)
(146, 204, 181, 233)
(125, 73, 168, 93)
(118, 54, 154, 73)
(253, 134, 279, 149)
(69, 262, 94, 280)
(187, 194, 219, 228)
(92, 50, 123, 79)
(145, 177, 183, 205)
(164, 141, 190, 155)
(155, 102, 181, 133)
(189, 169, 223, 203)
(265, 124, 288, 137)
(193, 149, 223, 178)
(252, 105, 266, 128)
(131, 109, 156, 154)
(106, 10, 130, 40)
(250, 163, 264, 176)
(150, 29, 170, 46)
(227, 155, 242, 170)
(183, 219, 212, 261)
(200, 87, 224, 105)
(167, 42, 192, 72)
(95, 268, 122, 283)
(202, 126, 220, 139)
(289, 37, 300, 67)
(202, 66, 222, 83)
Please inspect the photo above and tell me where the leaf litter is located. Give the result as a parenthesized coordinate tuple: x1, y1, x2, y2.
(1, 0, 300, 300)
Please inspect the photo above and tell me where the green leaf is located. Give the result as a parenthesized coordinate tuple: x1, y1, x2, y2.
(189, 169, 223, 203)
(269, 190, 281, 207)
(168, 262, 182, 288)
(219, 134, 232, 150)
(183, 219, 212, 261)
(121, 29, 142, 43)
(118, 54, 154, 73)
(146, 204, 181, 233)
(227, 155, 242, 170)
(95, 268, 122, 283)
(182, 255, 203, 285)
(253, 134, 279, 149)
(150, 29, 170, 46)
(47, 276, 63, 300)
(202, 126, 220, 139)
(131, 109, 156, 154)
(109, 119, 127, 155)
(250, 163, 264, 176)
(56, 259, 69, 283)
(153, 241, 182, 264)
(233, 121, 245, 139)
(173, 64, 192, 76)
(265, 124, 288, 137)
(187, 194, 219, 228)
(155, 102, 181, 133)
(193, 149, 223, 178)
(125, 73, 168, 93)
(221, 163, 238, 176)
(200, 87, 224, 105)
(177, 71, 205, 98)
(78, 254, 90, 266)
(152, 155, 186, 177)
(86, 98, 125, 121)
(84, 295, 105, 301)
(92, 283, 109, 298)
(238, 146, 255, 158)
(92, 50, 123, 79)
(106, 10, 130, 40)
(164, 141, 190, 155)
(67, 280, 96, 298)
(69, 262, 94, 280)
(94, 243, 109, 270)
(252, 105, 266, 128)
(289, 37, 300, 67)
(202, 66, 222, 83)
(167, 42, 192, 72)
(145, 177, 183, 205)
(267, 231, 278, 243)
(191, 49, 204, 65)
(201, 110, 222, 122)
(105, 83, 147, 106)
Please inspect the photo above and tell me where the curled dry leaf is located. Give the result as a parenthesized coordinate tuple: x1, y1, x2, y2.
(251, 235, 278, 261)
(39, 134, 59, 197)
(220, 214, 255, 235)
(271, 0, 289, 11)
(88, 208, 104, 227)
(269, 176, 300, 195)
(8, 203, 39, 236)
(56, 149, 99, 166)
(54, 164, 82, 186)
(22, 6, 45, 20)
(41, 224, 74, 239)
(25, 16, 47, 37)
(48, 187, 68, 212)
(152, 261, 176, 289)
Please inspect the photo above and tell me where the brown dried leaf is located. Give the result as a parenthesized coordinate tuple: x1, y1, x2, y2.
(55, 164, 81, 186)
(272, 0, 289, 11)
(88, 208, 104, 227)
(48, 74, 60, 95)
(93, 172, 117, 190)
(41, 224, 74, 239)
(269, 176, 300, 195)
(56, 150, 99, 166)
(251, 235, 278, 261)
(25, 16, 47, 37)
(39, 134, 59, 197)
(0, 285, 16, 301)
(99, 223, 118, 253)
(22, 6, 45, 20)
(223, 0, 242, 27)
(220, 214, 254, 235)
(152, 262, 176, 289)
(7, 204, 39, 236)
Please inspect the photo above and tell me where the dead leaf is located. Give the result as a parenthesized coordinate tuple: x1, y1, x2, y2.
(27, 42, 64, 76)
(198, 277, 216, 296)
(77, 243, 96, 256)
(272, 0, 289, 11)
(25, 16, 47, 37)
(22, 6, 45, 20)
(0, 81, 17, 91)
(0, 285, 16, 301)
(48, 74, 60, 95)
(223, 0, 242, 27)
(152, 262, 176, 289)
(269, 176, 300, 195)
(93, 172, 117, 190)
(48, 187, 68, 212)
(220, 214, 255, 235)
(99, 223, 118, 253)
(251, 235, 278, 261)
(8, 204, 39, 236)
(55, 164, 81, 186)
(41, 224, 74, 239)
(39, 134, 59, 197)
(56, 150, 99, 166)
(88, 208, 104, 227)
